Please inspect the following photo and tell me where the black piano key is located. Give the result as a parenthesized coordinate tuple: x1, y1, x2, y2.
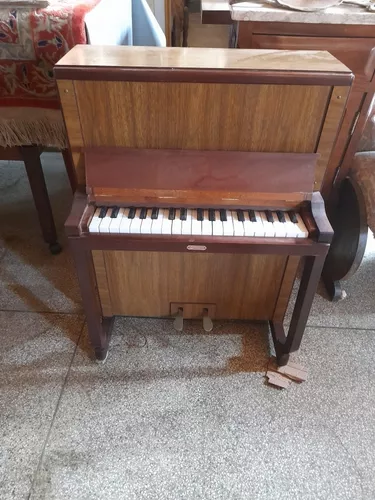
(180, 208, 187, 221)
(128, 207, 136, 219)
(140, 207, 147, 219)
(151, 207, 159, 219)
(236, 210, 245, 222)
(197, 208, 204, 221)
(99, 207, 107, 218)
(168, 208, 176, 220)
(111, 206, 119, 218)
(208, 209, 215, 221)
(265, 210, 274, 223)
(288, 210, 298, 224)
(248, 210, 256, 223)
(220, 209, 227, 222)
(276, 210, 286, 223)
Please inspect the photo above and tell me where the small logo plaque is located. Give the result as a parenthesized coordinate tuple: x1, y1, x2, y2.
(187, 245, 207, 251)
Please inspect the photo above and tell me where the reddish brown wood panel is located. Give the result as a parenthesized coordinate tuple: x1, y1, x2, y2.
(251, 35, 375, 87)
(85, 148, 317, 194)
(249, 22, 375, 38)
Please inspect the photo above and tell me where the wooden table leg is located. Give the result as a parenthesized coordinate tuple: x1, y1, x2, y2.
(19, 145, 61, 254)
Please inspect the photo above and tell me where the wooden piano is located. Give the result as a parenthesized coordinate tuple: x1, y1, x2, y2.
(55, 46, 352, 365)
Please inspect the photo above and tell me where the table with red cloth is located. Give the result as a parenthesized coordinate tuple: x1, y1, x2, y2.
(0, 0, 101, 148)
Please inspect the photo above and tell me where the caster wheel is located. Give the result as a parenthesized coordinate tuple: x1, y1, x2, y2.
(49, 242, 62, 255)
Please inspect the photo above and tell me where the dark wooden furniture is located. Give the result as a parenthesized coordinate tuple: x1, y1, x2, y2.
(201, 3, 375, 201)
(0, 146, 76, 254)
(55, 45, 351, 364)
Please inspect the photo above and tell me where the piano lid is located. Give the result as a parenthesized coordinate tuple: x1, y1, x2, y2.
(54, 46, 353, 85)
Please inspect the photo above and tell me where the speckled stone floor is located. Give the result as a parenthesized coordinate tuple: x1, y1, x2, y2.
(1, 17, 375, 500)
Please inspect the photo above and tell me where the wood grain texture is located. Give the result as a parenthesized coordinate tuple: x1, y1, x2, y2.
(251, 35, 373, 85)
(248, 21, 375, 38)
(91, 189, 310, 208)
(165, 0, 171, 46)
(75, 81, 330, 153)
(322, 90, 364, 198)
(92, 250, 113, 317)
(55, 45, 351, 75)
(272, 255, 300, 323)
(56, 80, 85, 185)
(85, 148, 317, 194)
(103, 251, 287, 319)
(315, 86, 349, 191)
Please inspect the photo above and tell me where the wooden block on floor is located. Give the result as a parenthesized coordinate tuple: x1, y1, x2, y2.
(268, 356, 308, 383)
(266, 371, 291, 389)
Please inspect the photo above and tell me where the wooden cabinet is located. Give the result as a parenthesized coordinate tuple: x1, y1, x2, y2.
(236, 22, 375, 200)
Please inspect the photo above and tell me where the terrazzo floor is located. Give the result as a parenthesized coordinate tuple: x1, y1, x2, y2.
(2, 15, 375, 500)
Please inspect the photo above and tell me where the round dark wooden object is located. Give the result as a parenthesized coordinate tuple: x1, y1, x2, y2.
(322, 177, 368, 301)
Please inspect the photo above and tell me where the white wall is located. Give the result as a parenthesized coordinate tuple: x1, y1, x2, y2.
(146, 0, 165, 34)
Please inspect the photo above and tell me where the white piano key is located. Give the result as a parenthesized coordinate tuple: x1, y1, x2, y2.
(99, 208, 112, 233)
(108, 208, 125, 234)
(181, 209, 192, 235)
(232, 211, 245, 237)
(172, 209, 182, 235)
(296, 213, 309, 238)
(212, 210, 223, 236)
(140, 209, 153, 234)
(259, 211, 275, 237)
(151, 208, 164, 234)
(243, 211, 255, 237)
(272, 211, 287, 238)
(129, 208, 142, 234)
(191, 209, 202, 236)
(161, 208, 173, 235)
(201, 209, 212, 236)
(223, 210, 234, 236)
(89, 207, 103, 233)
(253, 211, 266, 237)
(119, 208, 132, 233)
(285, 213, 299, 238)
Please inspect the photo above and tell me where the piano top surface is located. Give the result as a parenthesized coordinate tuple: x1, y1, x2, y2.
(55, 45, 351, 77)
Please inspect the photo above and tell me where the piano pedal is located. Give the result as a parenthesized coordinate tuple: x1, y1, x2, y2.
(202, 308, 213, 332)
(173, 307, 184, 332)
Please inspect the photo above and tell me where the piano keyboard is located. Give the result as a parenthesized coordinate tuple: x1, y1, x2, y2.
(88, 207, 309, 238)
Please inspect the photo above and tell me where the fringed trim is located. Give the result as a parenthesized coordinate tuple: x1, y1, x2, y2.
(0, 114, 67, 149)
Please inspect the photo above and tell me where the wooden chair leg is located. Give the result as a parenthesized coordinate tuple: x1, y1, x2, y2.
(19, 145, 61, 254)
(62, 148, 77, 192)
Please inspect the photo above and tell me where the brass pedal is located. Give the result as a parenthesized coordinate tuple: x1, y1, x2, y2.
(173, 307, 184, 332)
(202, 308, 213, 332)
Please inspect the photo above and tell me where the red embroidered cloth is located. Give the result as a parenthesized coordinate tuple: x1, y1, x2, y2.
(0, 0, 100, 109)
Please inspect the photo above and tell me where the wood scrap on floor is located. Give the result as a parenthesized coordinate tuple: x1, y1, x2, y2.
(266, 356, 307, 389)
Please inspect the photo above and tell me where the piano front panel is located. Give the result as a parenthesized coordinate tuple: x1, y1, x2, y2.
(94, 250, 289, 320)
(74, 81, 330, 154)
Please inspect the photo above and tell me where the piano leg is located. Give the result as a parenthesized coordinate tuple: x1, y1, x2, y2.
(69, 240, 113, 361)
(271, 253, 326, 366)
